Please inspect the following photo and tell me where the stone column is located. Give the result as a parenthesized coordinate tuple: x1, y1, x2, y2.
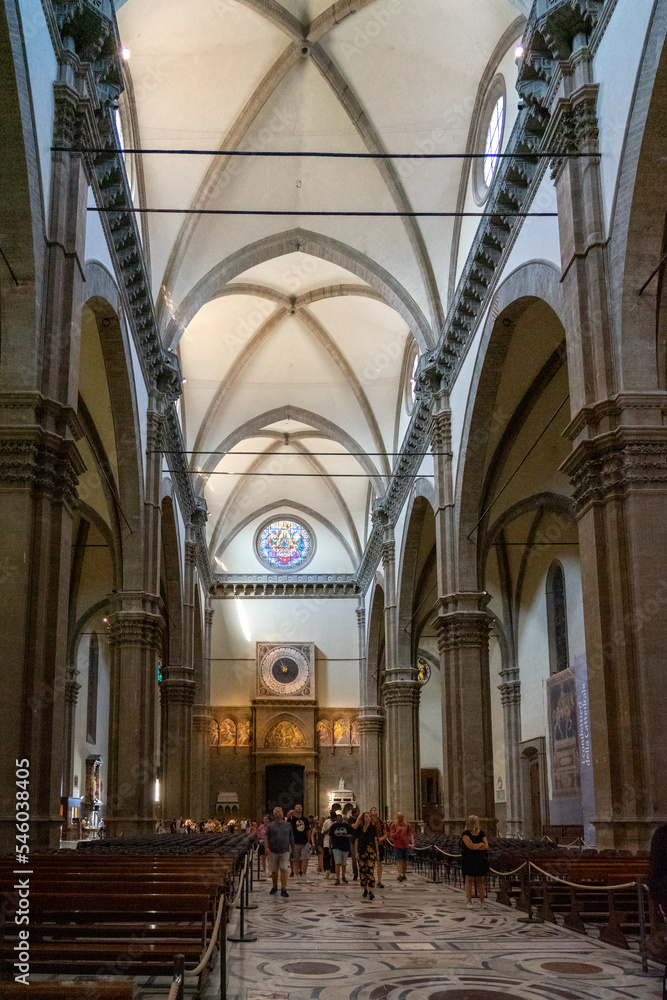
(377, 514, 421, 821)
(545, 35, 667, 848)
(0, 43, 88, 850)
(192, 597, 213, 819)
(435, 596, 495, 833)
(498, 671, 522, 836)
(106, 600, 163, 837)
(355, 596, 384, 810)
(62, 667, 81, 799)
(160, 672, 196, 820)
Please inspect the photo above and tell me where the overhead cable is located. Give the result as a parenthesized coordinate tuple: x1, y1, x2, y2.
(88, 207, 556, 218)
(55, 146, 599, 160)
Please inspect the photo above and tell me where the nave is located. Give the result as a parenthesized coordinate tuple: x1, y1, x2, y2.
(213, 873, 661, 1000)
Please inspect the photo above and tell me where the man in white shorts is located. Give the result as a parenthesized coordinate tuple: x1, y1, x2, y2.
(265, 806, 295, 898)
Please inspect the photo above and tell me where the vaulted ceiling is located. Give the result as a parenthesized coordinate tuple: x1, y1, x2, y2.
(115, 0, 526, 572)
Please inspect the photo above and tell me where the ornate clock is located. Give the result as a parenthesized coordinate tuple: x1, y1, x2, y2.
(257, 643, 314, 698)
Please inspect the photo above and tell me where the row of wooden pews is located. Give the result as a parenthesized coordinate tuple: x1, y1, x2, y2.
(494, 854, 667, 962)
(0, 835, 253, 995)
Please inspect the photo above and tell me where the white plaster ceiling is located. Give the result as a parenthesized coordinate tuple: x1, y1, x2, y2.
(116, 0, 523, 570)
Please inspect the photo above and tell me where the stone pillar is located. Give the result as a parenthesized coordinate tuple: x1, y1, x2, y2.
(545, 35, 667, 848)
(355, 597, 384, 810)
(498, 671, 522, 836)
(106, 600, 163, 837)
(62, 667, 81, 799)
(377, 516, 421, 821)
(0, 43, 88, 850)
(192, 597, 213, 819)
(160, 672, 196, 820)
(435, 596, 495, 833)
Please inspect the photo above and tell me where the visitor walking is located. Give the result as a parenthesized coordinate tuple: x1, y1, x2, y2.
(356, 811, 379, 900)
(258, 814, 269, 873)
(289, 803, 311, 880)
(330, 814, 354, 885)
(322, 809, 337, 878)
(266, 806, 295, 898)
(389, 812, 414, 882)
(461, 814, 490, 908)
(369, 807, 387, 887)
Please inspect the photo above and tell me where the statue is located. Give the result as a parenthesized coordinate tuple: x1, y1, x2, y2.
(339, 778, 345, 790)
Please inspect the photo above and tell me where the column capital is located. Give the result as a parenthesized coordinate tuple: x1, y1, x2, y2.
(499, 679, 521, 707)
(107, 609, 163, 651)
(381, 538, 395, 570)
(428, 407, 452, 453)
(545, 83, 600, 182)
(383, 680, 420, 707)
(561, 427, 667, 514)
(434, 602, 492, 652)
(355, 606, 366, 628)
(160, 677, 196, 706)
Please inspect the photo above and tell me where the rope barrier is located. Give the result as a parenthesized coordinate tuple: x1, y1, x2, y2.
(490, 862, 527, 875)
(185, 853, 248, 978)
(528, 860, 639, 891)
(167, 978, 181, 1000)
(434, 845, 462, 857)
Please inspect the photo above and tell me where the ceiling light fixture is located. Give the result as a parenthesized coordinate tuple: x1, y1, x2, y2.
(515, 45, 525, 59)
(121, 46, 131, 61)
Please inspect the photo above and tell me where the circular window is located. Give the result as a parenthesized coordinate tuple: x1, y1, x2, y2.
(473, 76, 506, 205)
(255, 517, 315, 572)
(416, 657, 431, 685)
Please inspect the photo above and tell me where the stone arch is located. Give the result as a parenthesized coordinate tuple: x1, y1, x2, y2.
(163, 229, 433, 352)
(211, 498, 358, 572)
(397, 496, 437, 666)
(455, 262, 568, 592)
(0, 1, 45, 369)
(202, 405, 385, 493)
(610, 8, 667, 389)
(82, 263, 145, 589)
(160, 496, 184, 667)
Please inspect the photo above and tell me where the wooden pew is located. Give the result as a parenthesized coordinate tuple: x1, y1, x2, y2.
(1, 985, 137, 1000)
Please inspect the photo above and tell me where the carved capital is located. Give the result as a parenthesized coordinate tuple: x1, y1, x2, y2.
(65, 677, 81, 707)
(354, 714, 384, 736)
(428, 408, 452, 453)
(545, 85, 599, 181)
(381, 539, 395, 570)
(561, 432, 667, 512)
(191, 495, 208, 528)
(146, 409, 165, 453)
(0, 431, 83, 506)
(107, 612, 163, 651)
(383, 680, 420, 708)
(499, 680, 521, 707)
(155, 349, 183, 403)
(356, 606, 366, 629)
(160, 677, 196, 706)
(534, 0, 604, 62)
(435, 612, 492, 652)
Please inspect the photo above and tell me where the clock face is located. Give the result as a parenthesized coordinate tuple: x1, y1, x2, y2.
(260, 645, 310, 696)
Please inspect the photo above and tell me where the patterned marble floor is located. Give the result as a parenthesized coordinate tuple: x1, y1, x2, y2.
(200, 869, 663, 1000)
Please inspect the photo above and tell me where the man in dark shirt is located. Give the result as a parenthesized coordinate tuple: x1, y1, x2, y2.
(330, 814, 354, 885)
(289, 803, 312, 881)
(265, 806, 295, 897)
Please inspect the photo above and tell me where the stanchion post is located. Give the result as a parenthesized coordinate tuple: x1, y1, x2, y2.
(228, 861, 258, 942)
(219, 897, 227, 1000)
(244, 850, 258, 910)
(517, 864, 543, 924)
(637, 882, 649, 974)
(172, 953, 185, 1000)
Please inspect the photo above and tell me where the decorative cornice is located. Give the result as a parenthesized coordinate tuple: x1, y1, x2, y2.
(42, 1, 211, 590)
(212, 574, 358, 598)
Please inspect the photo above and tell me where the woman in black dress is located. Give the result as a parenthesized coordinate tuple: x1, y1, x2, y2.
(461, 814, 489, 909)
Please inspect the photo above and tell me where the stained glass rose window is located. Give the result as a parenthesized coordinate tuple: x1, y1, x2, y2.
(255, 517, 314, 571)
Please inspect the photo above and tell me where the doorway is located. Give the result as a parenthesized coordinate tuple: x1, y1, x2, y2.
(265, 763, 305, 814)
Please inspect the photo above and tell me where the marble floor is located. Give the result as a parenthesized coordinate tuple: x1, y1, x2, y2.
(200, 868, 663, 1000)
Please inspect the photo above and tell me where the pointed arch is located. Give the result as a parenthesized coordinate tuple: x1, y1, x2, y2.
(164, 229, 433, 351)
(201, 404, 385, 493)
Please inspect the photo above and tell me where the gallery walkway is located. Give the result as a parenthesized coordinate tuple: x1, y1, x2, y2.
(201, 871, 663, 1000)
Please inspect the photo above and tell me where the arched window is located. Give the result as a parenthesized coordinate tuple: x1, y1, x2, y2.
(473, 76, 506, 204)
(86, 633, 99, 745)
(546, 562, 569, 674)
